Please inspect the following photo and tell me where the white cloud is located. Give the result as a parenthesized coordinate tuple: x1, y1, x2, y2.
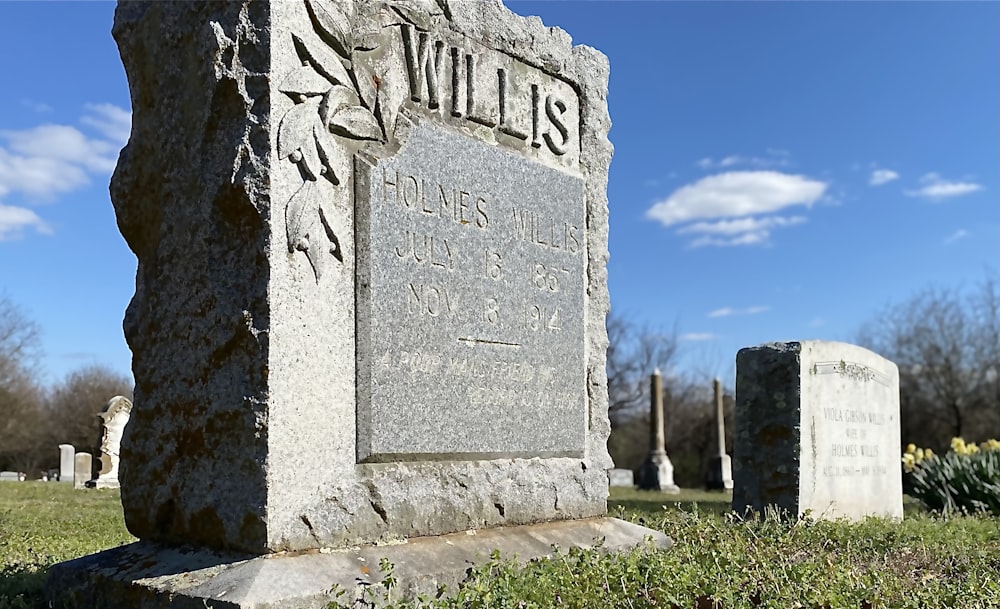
(708, 305, 770, 318)
(0, 204, 51, 240)
(905, 173, 983, 200)
(689, 233, 769, 248)
(707, 307, 734, 318)
(2, 125, 118, 173)
(680, 333, 718, 342)
(81, 103, 132, 145)
(696, 152, 791, 171)
(0, 103, 129, 210)
(943, 229, 969, 245)
(20, 99, 53, 113)
(0, 148, 91, 198)
(647, 172, 827, 227)
(677, 216, 807, 236)
(869, 169, 899, 186)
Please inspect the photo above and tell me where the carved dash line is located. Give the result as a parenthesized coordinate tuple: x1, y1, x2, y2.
(457, 337, 522, 348)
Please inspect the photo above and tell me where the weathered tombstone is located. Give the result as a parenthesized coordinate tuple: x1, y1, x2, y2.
(47, 2, 667, 606)
(706, 378, 733, 490)
(58, 444, 74, 483)
(638, 369, 680, 492)
(74, 453, 93, 490)
(609, 468, 634, 487)
(0, 471, 21, 482)
(86, 396, 133, 489)
(732, 341, 903, 520)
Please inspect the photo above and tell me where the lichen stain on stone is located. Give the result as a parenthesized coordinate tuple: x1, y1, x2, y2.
(757, 424, 793, 447)
(239, 511, 267, 551)
(176, 427, 206, 456)
(189, 507, 226, 547)
(153, 497, 177, 536)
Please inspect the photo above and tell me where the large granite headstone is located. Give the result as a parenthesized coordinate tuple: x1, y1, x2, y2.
(732, 341, 903, 520)
(48, 1, 666, 606)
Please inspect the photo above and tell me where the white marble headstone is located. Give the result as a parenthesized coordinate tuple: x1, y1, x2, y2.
(733, 341, 902, 520)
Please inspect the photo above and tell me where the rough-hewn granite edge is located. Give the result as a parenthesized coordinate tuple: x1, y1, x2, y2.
(112, 1, 273, 551)
(732, 342, 803, 516)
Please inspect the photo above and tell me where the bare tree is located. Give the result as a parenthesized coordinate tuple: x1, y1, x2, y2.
(0, 295, 47, 472)
(0, 372, 48, 473)
(858, 275, 1000, 449)
(606, 310, 679, 420)
(0, 295, 41, 388)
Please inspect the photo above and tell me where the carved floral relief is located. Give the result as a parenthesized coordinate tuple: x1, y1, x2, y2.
(278, 0, 450, 281)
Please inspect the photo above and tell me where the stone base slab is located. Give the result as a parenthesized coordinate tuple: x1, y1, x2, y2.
(47, 517, 670, 608)
(84, 477, 120, 489)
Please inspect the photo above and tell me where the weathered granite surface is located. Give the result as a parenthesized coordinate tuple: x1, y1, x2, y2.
(111, 0, 613, 554)
(356, 120, 586, 461)
(732, 341, 903, 520)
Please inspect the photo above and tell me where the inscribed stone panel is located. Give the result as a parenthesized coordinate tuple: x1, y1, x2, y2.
(356, 120, 586, 462)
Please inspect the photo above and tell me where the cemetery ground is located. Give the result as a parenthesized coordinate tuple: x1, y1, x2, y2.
(2, 486, 999, 609)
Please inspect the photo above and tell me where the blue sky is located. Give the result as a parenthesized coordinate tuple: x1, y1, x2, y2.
(0, 2, 996, 387)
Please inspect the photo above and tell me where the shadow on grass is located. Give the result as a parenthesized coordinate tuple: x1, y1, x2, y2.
(0, 565, 48, 609)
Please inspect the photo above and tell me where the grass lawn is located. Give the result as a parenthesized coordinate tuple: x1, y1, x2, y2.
(0, 483, 134, 608)
(3, 483, 999, 608)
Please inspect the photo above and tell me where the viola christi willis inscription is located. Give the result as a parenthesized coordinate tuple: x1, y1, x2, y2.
(811, 361, 895, 480)
(355, 120, 586, 463)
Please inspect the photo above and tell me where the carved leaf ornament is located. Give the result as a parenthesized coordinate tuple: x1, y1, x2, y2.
(278, 0, 450, 281)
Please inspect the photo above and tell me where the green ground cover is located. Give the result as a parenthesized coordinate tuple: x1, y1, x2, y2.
(0, 483, 134, 608)
(2, 483, 998, 608)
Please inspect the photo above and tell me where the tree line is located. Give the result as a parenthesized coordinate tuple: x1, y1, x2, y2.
(0, 296, 132, 475)
(607, 275, 999, 487)
(1, 274, 996, 483)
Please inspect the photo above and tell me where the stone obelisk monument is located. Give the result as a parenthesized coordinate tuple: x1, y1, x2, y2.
(706, 378, 733, 490)
(638, 369, 680, 492)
